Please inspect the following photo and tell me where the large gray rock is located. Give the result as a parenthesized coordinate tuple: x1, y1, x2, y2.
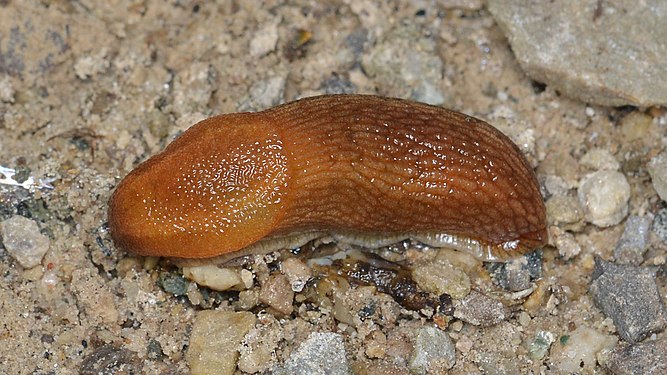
(488, 0, 667, 107)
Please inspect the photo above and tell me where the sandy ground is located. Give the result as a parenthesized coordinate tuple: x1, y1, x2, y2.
(1, 1, 665, 374)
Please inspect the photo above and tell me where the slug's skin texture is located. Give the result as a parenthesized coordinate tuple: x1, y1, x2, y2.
(108, 95, 547, 261)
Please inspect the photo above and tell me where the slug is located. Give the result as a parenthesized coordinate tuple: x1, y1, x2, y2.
(108, 95, 547, 262)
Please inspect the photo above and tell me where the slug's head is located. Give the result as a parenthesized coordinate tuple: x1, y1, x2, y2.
(108, 114, 289, 258)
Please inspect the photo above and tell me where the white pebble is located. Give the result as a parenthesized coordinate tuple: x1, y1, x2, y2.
(0, 215, 50, 268)
(182, 265, 245, 291)
(585, 107, 595, 117)
(249, 19, 279, 57)
(578, 171, 631, 227)
(580, 148, 620, 171)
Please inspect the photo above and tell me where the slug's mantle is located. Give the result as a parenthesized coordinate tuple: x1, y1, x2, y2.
(108, 95, 547, 261)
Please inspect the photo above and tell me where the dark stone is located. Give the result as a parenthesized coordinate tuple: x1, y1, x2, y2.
(79, 345, 141, 375)
(589, 257, 667, 342)
(605, 337, 667, 375)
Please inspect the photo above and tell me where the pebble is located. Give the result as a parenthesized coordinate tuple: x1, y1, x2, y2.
(412, 258, 471, 299)
(249, 18, 279, 57)
(276, 332, 351, 375)
(620, 111, 653, 142)
(549, 326, 617, 373)
(648, 151, 667, 202)
(580, 148, 620, 171)
(550, 227, 582, 260)
(546, 195, 585, 230)
(488, 251, 542, 291)
(544, 175, 571, 197)
(454, 290, 510, 326)
(653, 208, 667, 243)
(487, 0, 667, 107)
(0, 76, 15, 103)
(238, 75, 286, 111)
(527, 330, 555, 361)
(79, 344, 141, 375)
(0, 215, 50, 268)
(409, 326, 456, 374)
(185, 310, 256, 375)
(589, 258, 667, 342)
(182, 265, 246, 291)
(578, 171, 631, 227)
(613, 215, 650, 265)
(280, 257, 312, 292)
(259, 274, 294, 315)
(605, 337, 667, 375)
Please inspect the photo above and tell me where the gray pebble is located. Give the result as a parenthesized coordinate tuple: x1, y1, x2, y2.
(614, 215, 650, 265)
(488, 251, 542, 292)
(653, 208, 667, 243)
(589, 258, 667, 342)
(409, 326, 456, 374)
(454, 290, 510, 326)
(277, 332, 351, 375)
(605, 337, 667, 375)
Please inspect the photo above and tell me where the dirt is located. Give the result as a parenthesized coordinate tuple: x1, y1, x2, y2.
(1, 1, 665, 374)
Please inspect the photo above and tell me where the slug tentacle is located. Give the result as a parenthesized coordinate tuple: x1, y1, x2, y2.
(109, 95, 547, 261)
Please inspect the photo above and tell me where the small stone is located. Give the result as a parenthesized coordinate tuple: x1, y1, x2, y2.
(488, 251, 542, 291)
(249, 19, 279, 57)
(605, 337, 667, 375)
(0, 76, 15, 103)
(454, 291, 510, 326)
(580, 148, 620, 171)
(280, 257, 312, 292)
(544, 175, 571, 197)
(259, 274, 294, 315)
(0, 215, 50, 268)
(238, 322, 283, 373)
(182, 265, 245, 291)
(412, 259, 471, 299)
(648, 151, 667, 202)
(620, 111, 653, 142)
(409, 326, 456, 374)
(80, 345, 141, 375)
(589, 258, 667, 342)
(185, 310, 256, 375)
(614, 216, 651, 265)
(546, 195, 585, 230)
(578, 171, 631, 227)
(278, 332, 351, 375)
(653, 208, 667, 243)
(550, 227, 582, 260)
(157, 272, 189, 296)
(527, 330, 556, 361)
(238, 75, 286, 111)
(549, 326, 617, 373)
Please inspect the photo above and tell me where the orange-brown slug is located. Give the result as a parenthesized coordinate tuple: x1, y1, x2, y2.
(108, 95, 547, 262)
